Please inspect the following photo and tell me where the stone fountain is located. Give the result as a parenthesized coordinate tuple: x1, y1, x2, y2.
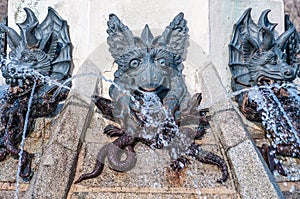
(0, 0, 298, 198)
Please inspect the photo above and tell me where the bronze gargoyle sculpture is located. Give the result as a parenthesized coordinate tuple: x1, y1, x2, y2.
(75, 13, 228, 184)
(0, 7, 73, 179)
(229, 8, 300, 175)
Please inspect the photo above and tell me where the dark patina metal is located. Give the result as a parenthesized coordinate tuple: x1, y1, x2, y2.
(229, 8, 300, 174)
(0, 7, 73, 178)
(76, 13, 228, 184)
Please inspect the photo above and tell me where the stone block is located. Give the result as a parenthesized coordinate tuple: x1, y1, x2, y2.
(24, 143, 77, 199)
(24, 59, 100, 198)
(211, 109, 250, 151)
(227, 139, 284, 198)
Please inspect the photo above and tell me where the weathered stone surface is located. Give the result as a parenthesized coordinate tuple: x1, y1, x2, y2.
(24, 143, 76, 199)
(70, 191, 239, 199)
(212, 109, 249, 151)
(46, 99, 89, 151)
(24, 60, 100, 198)
(284, 0, 300, 31)
(0, 191, 25, 198)
(228, 139, 284, 198)
(0, 0, 7, 21)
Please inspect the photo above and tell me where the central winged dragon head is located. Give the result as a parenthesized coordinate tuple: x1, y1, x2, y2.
(106, 13, 189, 99)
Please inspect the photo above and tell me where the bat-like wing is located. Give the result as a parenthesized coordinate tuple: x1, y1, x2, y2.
(37, 7, 73, 81)
(228, 8, 260, 91)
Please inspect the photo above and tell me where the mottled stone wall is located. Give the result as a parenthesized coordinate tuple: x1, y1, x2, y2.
(0, 0, 7, 21)
(284, 0, 300, 31)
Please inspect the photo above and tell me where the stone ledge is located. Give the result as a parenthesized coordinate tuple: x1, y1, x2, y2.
(24, 60, 101, 198)
(24, 143, 77, 198)
(211, 107, 250, 151)
(227, 139, 284, 198)
(70, 186, 239, 199)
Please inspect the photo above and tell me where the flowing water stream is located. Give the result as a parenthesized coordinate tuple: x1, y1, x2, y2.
(15, 81, 36, 199)
(0, 62, 299, 197)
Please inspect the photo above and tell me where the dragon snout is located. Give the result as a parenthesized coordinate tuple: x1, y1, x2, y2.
(281, 66, 296, 80)
(282, 67, 294, 78)
(2, 63, 15, 77)
(1, 62, 36, 86)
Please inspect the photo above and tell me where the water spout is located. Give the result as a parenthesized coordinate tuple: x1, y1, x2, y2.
(15, 80, 36, 199)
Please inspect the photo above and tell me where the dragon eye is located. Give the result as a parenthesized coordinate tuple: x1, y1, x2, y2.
(158, 58, 166, 66)
(270, 57, 277, 65)
(9, 53, 16, 59)
(22, 55, 29, 62)
(129, 59, 140, 68)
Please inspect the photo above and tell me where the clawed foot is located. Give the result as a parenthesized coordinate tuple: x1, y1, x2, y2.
(187, 143, 228, 183)
(92, 95, 115, 121)
(170, 156, 190, 172)
(194, 126, 206, 140)
(258, 144, 287, 176)
(19, 151, 33, 179)
(0, 148, 8, 161)
(104, 124, 124, 137)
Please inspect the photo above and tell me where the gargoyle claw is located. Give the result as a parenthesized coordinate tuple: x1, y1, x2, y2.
(104, 124, 124, 137)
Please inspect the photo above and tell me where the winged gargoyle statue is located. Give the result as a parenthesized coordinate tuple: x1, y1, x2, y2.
(75, 13, 228, 183)
(229, 8, 300, 175)
(0, 7, 73, 179)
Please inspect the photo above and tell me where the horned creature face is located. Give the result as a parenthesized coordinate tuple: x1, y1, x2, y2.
(0, 8, 72, 89)
(106, 13, 189, 94)
(249, 46, 297, 85)
(115, 48, 181, 92)
(229, 9, 300, 90)
(3, 47, 51, 86)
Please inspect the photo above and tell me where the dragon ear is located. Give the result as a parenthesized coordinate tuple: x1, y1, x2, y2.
(158, 13, 189, 59)
(107, 14, 135, 60)
(258, 27, 274, 51)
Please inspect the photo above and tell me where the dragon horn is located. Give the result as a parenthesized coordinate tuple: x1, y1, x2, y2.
(259, 27, 274, 51)
(258, 9, 277, 31)
(17, 8, 39, 48)
(276, 21, 295, 50)
(141, 24, 154, 47)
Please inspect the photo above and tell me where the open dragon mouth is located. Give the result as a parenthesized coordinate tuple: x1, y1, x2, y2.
(3, 73, 35, 88)
(137, 76, 170, 94)
(254, 65, 297, 86)
(257, 74, 295, 86)
(257, 77, 276, 85)
(1, 62, 40, 88)
(138, 85, 170, 102)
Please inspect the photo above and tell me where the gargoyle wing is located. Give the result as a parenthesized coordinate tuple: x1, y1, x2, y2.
(229, 8, 260, 91)
(229, 8, 260, 68)
(37, 7, 72, 81)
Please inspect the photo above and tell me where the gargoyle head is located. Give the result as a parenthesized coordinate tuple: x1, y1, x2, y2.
(229, 9, 299, 89)
(106, 13, 189, 96)
(0, 8, 72, 90)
